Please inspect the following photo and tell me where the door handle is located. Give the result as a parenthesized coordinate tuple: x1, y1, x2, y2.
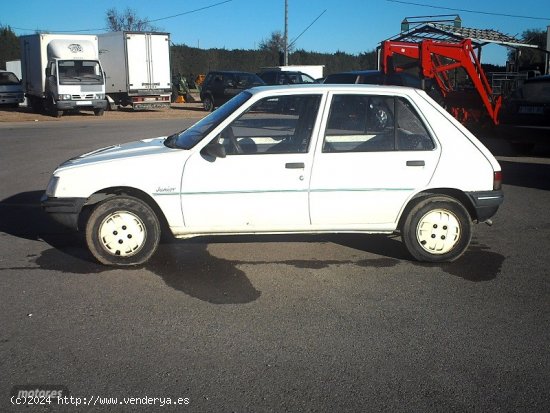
(406, 160, 425, 167)
(285, 162, 305, 169)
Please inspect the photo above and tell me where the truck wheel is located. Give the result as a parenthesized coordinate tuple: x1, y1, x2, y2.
(203, 96, 214, 111)
(85, 196, 161, 266)
(46, 95, 63, 118)
(94, 108, 105, 116)
(401, 196, 472, 262)
(29, 96, 43, 114)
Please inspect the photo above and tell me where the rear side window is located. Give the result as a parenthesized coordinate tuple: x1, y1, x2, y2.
(323, 95, 434, 152)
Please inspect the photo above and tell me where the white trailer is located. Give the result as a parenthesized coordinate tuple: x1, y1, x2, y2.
(20, 34, 107, 117)
(98, 32, 171, 110)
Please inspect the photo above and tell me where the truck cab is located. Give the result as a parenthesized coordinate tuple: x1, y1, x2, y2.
(20, 34, 108, 117)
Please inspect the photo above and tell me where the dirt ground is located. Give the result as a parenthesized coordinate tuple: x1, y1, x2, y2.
(0, 102, 207, 123)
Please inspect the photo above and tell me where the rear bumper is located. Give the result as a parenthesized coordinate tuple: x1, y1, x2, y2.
(466, 190, 504, 222)
(40, 194, 87, 230)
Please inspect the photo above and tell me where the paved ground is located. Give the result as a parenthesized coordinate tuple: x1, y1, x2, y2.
(0, 117, 548, 412)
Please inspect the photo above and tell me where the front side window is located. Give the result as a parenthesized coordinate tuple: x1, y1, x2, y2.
(217, 94, 321, 155)
(323, 94, 434, 152)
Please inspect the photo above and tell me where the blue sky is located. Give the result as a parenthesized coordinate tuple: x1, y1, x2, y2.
(3, 0, 549, 65)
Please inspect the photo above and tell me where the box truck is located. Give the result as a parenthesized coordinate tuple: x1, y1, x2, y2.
(20, 34, 107, 117)
(98, 32, 172, 110)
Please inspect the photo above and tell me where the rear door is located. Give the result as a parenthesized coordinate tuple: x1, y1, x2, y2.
(309, 92, 440, 228)
(125, 34, 148, 92)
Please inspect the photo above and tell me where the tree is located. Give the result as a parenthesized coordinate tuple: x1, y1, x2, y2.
(507, 28, 547, 71)
(258, 31, 292, 65)
(0, 25, 20, 69)
(106, 8, 159, 32)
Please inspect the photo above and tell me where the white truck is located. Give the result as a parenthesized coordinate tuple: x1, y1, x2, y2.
(98, 32, 172, 110)
(20, 34, 107, 117)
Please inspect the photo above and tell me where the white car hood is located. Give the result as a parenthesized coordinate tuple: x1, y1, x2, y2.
(57, 137, 177, 170)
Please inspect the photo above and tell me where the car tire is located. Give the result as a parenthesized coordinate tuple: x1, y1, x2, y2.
(401, 196, 472, 262)
(203, 95, 214, 112)
(85, 196, 161, 266)
(94, 108, 105, 116)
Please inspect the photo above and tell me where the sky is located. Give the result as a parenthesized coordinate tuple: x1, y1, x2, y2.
(2, 0, 550, 66)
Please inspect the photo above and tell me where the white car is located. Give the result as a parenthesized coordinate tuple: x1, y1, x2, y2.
(42, 84, 503, 266)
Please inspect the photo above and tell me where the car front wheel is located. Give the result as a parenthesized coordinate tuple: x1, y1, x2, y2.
(85, 196, 161, 266)
(402, 196, 472, 262)
(203, 95, 214, 111)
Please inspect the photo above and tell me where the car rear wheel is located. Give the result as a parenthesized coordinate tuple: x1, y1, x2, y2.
(402, 196, 472, 262)
(85, 196, 160, 266)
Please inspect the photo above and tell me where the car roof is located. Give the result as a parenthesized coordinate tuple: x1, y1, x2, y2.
(207, 70, 256, 74)
(248, 83, 421, 96)
(326, 70, 382, 76)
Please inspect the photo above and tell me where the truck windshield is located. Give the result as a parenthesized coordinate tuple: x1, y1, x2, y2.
(165, 92, 252, 150)
(58, 60, 103, 85)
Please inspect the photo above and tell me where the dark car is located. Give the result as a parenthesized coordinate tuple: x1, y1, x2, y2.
(324, 70, 443, 105)
(323, 69, 426, 87)
(258, 70, 317, 85)
(323, 70, 386, 85)
(200, 71, 265, 111)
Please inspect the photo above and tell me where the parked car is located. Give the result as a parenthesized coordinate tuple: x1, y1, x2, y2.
(323, 70, 386, 85)
(0, 70, 24, 108)
(258, 70, 316, 85)
(324, 70, 443, 105)
(42, 84, 503, 266)
(200, 71, 265, 111)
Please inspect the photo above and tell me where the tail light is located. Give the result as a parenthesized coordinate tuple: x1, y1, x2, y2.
(493, 171, 502, 190)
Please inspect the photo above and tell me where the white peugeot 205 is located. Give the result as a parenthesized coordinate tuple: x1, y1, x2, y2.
(42, 84, 503, 266)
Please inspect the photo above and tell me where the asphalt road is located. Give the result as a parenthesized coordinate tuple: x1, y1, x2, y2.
(0, 118, 549, 412)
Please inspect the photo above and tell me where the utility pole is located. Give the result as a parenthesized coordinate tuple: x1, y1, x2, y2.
(284, 0, 289, 65)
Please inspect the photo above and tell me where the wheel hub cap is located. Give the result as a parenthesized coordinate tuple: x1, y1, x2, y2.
(416, 209, 460, 255)
(99, 211, 146, 257)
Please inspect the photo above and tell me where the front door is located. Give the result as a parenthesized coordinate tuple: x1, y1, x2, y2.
(181, 93, 322, 232)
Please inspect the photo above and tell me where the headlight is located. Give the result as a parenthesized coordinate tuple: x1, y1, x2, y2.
(45, 176, 60, 197)
(95, 93, 105, 99)
(58, 94, 71, 100)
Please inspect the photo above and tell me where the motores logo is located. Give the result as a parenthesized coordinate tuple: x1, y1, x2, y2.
(68, 44, 83, 53)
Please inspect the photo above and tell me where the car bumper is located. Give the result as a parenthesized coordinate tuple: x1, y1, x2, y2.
(56, 99, 108, 111)
(466, 190, 504, 222)
(40, 194, 87, 230)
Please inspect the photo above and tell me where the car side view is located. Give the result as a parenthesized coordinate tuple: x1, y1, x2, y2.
(199, 70, 265, 111)
(42, 84, 503, 266)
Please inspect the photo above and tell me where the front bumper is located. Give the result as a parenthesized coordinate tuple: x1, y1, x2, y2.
(56, 99, 108, 111)
(466, 190, 504, 222)
(40, 194, 87, 230)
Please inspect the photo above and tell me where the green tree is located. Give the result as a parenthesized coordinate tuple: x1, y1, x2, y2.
(508, 28, 547, 71)
(0, 25, 20, 70)
(106, 8, 159, 32)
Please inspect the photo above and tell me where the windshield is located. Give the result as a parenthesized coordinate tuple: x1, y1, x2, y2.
(58, 60, 104, 85)
(0, 72, 20, 85)
(166, 92, 252, 150)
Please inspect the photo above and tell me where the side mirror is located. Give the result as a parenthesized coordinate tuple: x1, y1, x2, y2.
(202, 141, 226, 158)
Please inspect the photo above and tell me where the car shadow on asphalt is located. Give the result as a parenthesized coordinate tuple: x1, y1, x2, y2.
(0, 191, 504, 305)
